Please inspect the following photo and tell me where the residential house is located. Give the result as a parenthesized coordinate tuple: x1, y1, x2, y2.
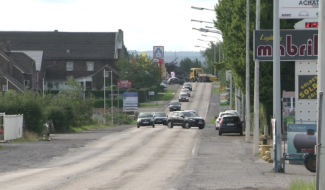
(0, 29, 126, 91)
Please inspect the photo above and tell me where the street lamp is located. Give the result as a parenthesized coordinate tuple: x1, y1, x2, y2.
(191, 6, 214, 11)
(192, 27, 222, 34)
(191, 19, 214, 24)
(195, 45, 208, 49)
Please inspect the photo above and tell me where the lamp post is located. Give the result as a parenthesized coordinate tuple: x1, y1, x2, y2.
(198, 38, 217, 76)
(192, 27, 222, 34)
(201, 34, 221, 76)
(103, 69, 113, 126)
(191, 19, 214, 24)
(191, 6, 214, 11)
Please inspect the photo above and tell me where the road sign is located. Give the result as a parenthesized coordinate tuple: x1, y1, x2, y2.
(118, 80, 131, 88)
(153, 46, 164, 58)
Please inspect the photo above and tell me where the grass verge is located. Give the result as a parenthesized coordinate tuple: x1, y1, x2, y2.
(220, 102, 230, 106)
(153, 93, 174, 101)
(0, 146, 5, 150)
(69, 124, 109, 133)
(139, 103, 160, 107)
(289, 179, 315, 190)
(214, 88, 220, 93)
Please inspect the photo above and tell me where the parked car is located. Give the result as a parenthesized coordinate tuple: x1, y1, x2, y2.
(219, 115, 243, 136)
(162, 78, 168, 84)
(167, 77, 185, 85)
(137, 112, 155, 128)
(225, 110, 239, 117)
(179, 93, 189, 102)
(169, 101, 181, 111)
(183, 83, 192, 91)
(180, 88, 191, 97)
(152, 112, 167, 125)
(167, 111, 205, 129)
(215, 112, 235, 130)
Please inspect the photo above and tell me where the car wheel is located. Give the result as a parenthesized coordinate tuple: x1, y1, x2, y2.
(199, 126, 204, 129)
(137, 125, 140, 128)
(168, 121, 173, 128)
(219, 131, 222, 136)
(152, 124, 155, 128)
(240, 131, 243, 136)
(185, 122, 190, 129)
(304, 153, 316, 173)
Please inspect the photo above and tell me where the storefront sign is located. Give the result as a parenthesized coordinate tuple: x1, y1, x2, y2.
(118, 80, 132, 88)
(279, 0, 319, 19)
(254, 29, 318, 61)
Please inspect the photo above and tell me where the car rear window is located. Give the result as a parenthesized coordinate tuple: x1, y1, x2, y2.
(222, 117, 240, 122)
(171, 101, 180, 105)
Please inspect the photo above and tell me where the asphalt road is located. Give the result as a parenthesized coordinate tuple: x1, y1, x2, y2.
(0, 82, 316, 190)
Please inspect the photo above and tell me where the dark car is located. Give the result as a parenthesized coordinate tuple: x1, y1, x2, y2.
(179, 93, 189, 102)
(152, 112, 167, 125)
(219, 115, 243, 136)
(137, 112, 155, 128)
(169, 101, 181, 111)
(167, 111, 205, 129)
(167, 77, 184, 85)
(183, 83, 192, 91)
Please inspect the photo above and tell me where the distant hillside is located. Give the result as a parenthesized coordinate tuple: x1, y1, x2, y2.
(128, 51, 206, 66)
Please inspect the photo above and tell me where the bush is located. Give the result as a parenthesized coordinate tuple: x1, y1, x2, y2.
(46, 106, 68, 132)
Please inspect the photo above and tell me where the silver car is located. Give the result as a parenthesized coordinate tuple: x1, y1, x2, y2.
(215, 112, 234, 130)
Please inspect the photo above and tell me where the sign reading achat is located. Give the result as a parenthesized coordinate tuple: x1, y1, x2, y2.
(254, 30, 318, 61)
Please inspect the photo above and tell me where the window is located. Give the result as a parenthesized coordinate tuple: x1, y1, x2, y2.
(87, 62, 94, 71)
(66, 62, 74, 71)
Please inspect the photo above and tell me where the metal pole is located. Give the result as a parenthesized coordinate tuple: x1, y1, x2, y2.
(214, 42, 216, 76)
(118, 83, 120, 125)
(316, 92, 323, 190)
(230, 73, 233, 110)
(273, 0, 282, 172)
(43, 78, 44, 97)
(317, 1, 325, 187)
(83, 77, 86, 100)
(245, 0, 250, 142)
(253, 0, 260, 154)
(103, 69, 106, 125)
(111, 71, 113, 126)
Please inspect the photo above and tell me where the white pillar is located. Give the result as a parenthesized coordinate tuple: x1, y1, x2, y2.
(245, 0, 251, 142)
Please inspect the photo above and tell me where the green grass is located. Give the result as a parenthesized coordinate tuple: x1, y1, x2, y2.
(289, 179, 315, 190)
(0, 146, 5, 150)
(164, 89, 176, 93)
(153, 93, 174, 101)
(214, 88, 220, 93)
(220, 102, 230, 106)
(131, 120, 137, 125)
(69, 124, 110, 133)
(209, 118, 216, 124)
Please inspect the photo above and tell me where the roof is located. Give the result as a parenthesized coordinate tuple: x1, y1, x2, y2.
(9, 52, 35, 74)
(0, 31, 118, 60)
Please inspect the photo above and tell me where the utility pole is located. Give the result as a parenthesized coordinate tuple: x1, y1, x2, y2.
(245, 0, 250, 142)
(316, 1, 325, 189)
(253, 0, 260, 154)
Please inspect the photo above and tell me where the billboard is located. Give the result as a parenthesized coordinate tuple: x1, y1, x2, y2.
(123, 92, 138, 112)
(279, 0, 319, 19)
(254, 29, 318, 61)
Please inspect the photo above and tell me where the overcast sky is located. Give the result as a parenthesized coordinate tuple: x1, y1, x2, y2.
(2, 0, 221, 52)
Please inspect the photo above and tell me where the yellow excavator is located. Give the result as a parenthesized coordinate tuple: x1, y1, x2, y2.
(189, 68, 218, 82)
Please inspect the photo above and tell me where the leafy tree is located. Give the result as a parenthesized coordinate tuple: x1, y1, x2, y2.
(215, 0, 298, 127)
(179, 57, 202, 75)
(116, 54, 161, 88)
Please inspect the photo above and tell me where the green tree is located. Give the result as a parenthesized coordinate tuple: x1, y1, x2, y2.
(116, 54, 161, 89)
(215, 0, 298, 127)
(179, 57, 202, 74)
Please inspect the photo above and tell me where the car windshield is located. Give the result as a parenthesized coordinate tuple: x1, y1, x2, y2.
(180, 94, 188, 97)
(170, 101, 180, 105)
(138, 113, 153, 118)
(154, 113, 166, 117)
(183, 112, 198, 117)
(181, 89, 189, 92)
(223, 117, 240, 122)
(184, 84, 191, 87)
